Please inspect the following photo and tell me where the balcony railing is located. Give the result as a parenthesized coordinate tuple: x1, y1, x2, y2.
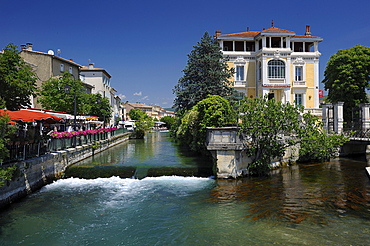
(234, 81, 246, 87)
(2, 128, 127, 164)
(293, 81, 306, 86)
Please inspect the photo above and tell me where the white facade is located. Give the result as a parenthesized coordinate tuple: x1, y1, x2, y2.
(80, 64, 121, 125)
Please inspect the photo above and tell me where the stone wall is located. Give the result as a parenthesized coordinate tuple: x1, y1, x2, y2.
(0, 132, 131, 209)
(206, 127, 299, 179)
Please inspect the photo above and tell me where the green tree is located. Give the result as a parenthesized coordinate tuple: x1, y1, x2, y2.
(173, 32, 237, 115)
(298, 112, 349, 162)
(177, 95, 236, 152)
(84, 93, 112, 124)
(238, 96, 348, 176)
(0, 102, 17, 163)
(323, 45, 370, 123)
(128, 108, 154, 137)
(38, 72, 86, 114)
(160, 116, 175, 130)
(128, 108, 147, 121)
(0, 43, 37, 110)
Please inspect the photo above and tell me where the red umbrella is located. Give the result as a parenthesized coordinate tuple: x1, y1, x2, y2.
(0, 109, 62, 123)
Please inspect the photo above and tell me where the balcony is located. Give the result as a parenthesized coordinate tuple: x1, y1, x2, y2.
(293, 81, 306, 87)
(234, 81, 246, 87)
(262, 79, 290, 88)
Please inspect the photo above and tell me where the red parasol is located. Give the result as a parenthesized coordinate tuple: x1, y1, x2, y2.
(0, 109, 62, 123)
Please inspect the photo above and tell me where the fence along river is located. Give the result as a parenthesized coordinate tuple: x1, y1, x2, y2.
(1, 131, 370, 245)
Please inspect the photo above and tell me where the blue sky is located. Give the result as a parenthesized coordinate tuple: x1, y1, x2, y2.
(1, 0, 369, 108)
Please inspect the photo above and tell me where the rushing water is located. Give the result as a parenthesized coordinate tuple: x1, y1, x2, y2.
(1, 132, 370, 245)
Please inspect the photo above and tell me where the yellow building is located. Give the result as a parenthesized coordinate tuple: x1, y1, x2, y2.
(215, 24, 323, 115)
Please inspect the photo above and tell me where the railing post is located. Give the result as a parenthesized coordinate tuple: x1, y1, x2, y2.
(333, 102, 344, 133)
(359, 103, 370, 131)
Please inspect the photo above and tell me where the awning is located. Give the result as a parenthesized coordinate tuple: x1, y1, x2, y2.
(0, 109, 62, 123)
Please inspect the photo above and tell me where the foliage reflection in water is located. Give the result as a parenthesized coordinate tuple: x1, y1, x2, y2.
(210, 158, 370, 225)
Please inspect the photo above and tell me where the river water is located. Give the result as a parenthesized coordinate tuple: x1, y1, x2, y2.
(1, 132, 370, 245)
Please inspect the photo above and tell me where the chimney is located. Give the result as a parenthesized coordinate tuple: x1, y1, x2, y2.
(215, 30, 222, 37)
(305, 25, 311, 36)
(88, 63, 94, 69)
(246, 27, 250, 32)
(26, 43, 33, 51)
(70, 59, 73, 62)
(21, 44, 27, 50)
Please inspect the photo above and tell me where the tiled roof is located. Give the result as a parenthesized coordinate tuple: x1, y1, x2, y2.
(217, 26, 322, 39)
(260, 27, 295, 33)
(218, 31, 259, 37)
(293, 34, 323, 39)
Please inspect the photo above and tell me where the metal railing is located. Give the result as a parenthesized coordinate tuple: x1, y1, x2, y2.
(3, 128, 127, 164)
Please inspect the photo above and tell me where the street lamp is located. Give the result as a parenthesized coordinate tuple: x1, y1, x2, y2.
(97, 97, 106, 127)
(64, 84, 77, 131)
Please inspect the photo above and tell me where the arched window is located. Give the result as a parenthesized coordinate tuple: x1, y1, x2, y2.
(268, 60, 285, 78)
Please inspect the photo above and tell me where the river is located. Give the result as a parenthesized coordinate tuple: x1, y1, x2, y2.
(1, 131, 370, 245)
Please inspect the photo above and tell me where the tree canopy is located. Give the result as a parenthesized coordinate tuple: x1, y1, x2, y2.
(0, 43, 37, 110)
(323, 45, 370, 123)
(176, 95, 237, 152)
(38, 72, 112, 123)
(238, 96, 348, 176)
(173, 32, 237, 114)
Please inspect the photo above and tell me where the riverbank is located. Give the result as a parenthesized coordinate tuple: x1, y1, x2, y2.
(0, 132, 131, 210)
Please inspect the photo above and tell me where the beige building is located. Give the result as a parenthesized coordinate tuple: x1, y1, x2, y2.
(215, 24, 323, 115)
(19, 43, 81, 108)
(122, 102, 174, 121)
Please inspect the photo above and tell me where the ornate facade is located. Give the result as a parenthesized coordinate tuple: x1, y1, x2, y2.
(215, 25, 323, 114)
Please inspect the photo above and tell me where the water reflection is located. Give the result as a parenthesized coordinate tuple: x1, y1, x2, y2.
(210, 159, 370, 224)
(65, 132, 213, 178)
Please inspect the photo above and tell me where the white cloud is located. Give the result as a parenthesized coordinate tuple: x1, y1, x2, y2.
(141, 96, 149, 100)
(133, 91, 142, 96)
(117, 94, 126, 100)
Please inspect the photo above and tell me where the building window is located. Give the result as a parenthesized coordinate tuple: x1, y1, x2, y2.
(268, 60, 285, 78)
(235, 41, 244, 51)
(295, 94, 303, 106)
(223, 41, 233, 51)
(295, 66, 303, 81)
(60, 64, 64, 72)
(69, 67, 73, 74)
(236, 66, 244, 81)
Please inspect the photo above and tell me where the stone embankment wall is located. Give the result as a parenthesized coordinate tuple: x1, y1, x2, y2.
(206, 127, 299, 179)
(0, 132, 131, 210)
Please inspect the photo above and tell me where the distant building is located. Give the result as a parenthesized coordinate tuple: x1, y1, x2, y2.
(122, 102, 175, 121)
(19, 43, 82, 108)
(215, 24, 323, 116)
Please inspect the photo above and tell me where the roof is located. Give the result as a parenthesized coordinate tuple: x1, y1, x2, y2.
(261, 27, 295, 34)
(124, 102, 153, 109)
(20, 49, 82, 67)
(216, 26, 322, 39)
(80, 65, 111, 78)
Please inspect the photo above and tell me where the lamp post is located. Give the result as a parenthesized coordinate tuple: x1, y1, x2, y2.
(64, 85, 77, 130)
(65, 84, 77, 147)
(97, 97, 106, 127)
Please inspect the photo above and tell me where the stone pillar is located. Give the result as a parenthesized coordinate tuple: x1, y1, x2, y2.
(321, 103, 332, 133)
(359, 103, 370, 131)
(333, 102, 344, 133)
(206, 127, 250, 178)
